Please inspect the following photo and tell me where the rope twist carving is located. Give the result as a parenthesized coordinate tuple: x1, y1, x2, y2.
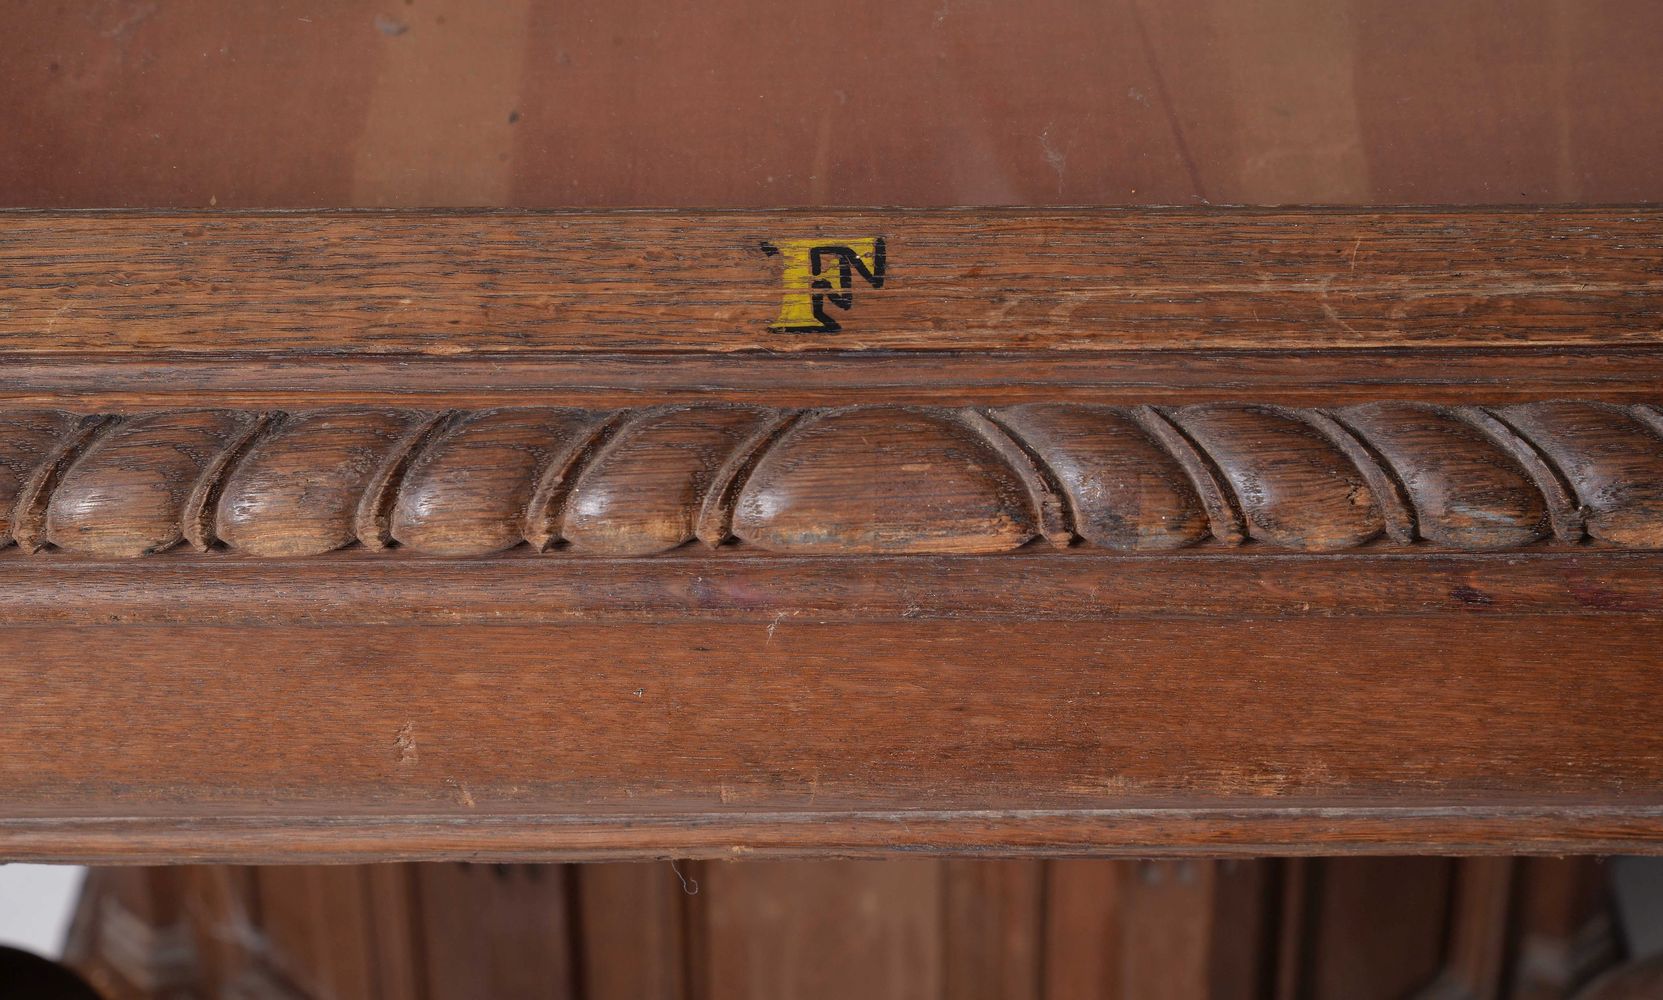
(2, 402, 1660, 558)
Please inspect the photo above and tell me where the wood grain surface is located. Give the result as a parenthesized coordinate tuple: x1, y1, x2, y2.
(1, 209, 1660, 354)
(5, 400, 1662, 558)
(5, 619, 1663, 862)
(11, 349, 1663, 411)
(5, 551, 1663, 625)
(2, 208, 1661, 862)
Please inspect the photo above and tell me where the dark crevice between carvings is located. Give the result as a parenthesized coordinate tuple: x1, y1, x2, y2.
(10, 414, 122, 554)
(355, 410, 467, 551)
(695, 409, 803, 548)
(182, 411, 283, 552)
(522, 410, 629, 552)
(1628, 404, 1663, 445)
(1134, 405, 1247, 546)
(1301, 408, 1418, 545)
(971, 407, 1075, 547)
(1457, 406, 1586, 544)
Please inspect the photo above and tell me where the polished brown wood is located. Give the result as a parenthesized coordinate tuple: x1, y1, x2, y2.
(2, 208, 1660, 862)
(6, 617, 1663, 861)
(2, 210, 1661, 355)
(5, 401, 1662, 559)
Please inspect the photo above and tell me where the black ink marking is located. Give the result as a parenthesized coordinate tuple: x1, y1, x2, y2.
(764, 238, 887, 333)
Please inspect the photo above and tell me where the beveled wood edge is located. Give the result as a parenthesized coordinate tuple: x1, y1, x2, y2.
(2, 551, 1658, 624)
(4, 804, 1662, 864)
(7, 349, 1663, 408)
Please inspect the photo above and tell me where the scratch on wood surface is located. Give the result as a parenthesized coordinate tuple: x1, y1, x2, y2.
(447, 779, 476, 808)
(395, 722, 417, 764)
(1040, 125, 1067, 192)
(1317, 277, 1360, 335)
(1127, 0, 1209, 204)
(101, 2, 157, 43)
(43, 303, 71, 336)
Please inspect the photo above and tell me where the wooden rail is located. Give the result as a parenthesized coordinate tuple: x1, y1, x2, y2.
(3, 208, 1662, 862)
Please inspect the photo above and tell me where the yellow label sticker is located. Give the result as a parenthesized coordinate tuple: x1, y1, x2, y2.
(762, 237, 887, 332)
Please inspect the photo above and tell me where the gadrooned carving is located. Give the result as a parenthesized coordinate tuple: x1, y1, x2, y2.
(1, 402, 1660, 558)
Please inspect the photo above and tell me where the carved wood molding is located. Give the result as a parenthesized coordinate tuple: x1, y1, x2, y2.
(4, 400, 1660, 558)
(4, 209, 1663, 862)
